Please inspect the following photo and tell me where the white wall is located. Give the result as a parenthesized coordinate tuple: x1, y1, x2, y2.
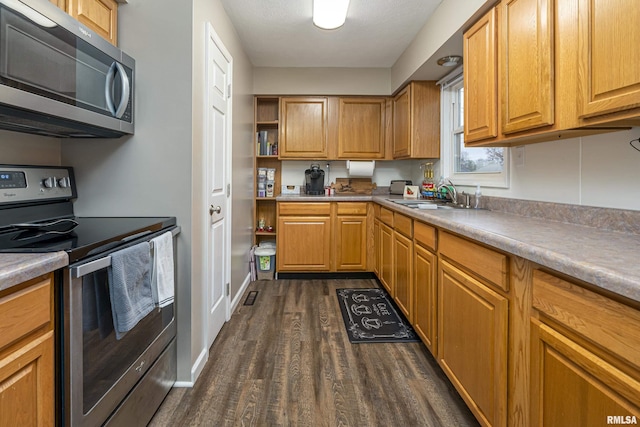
(0, 131, 61, 165)
(465, 127, 640, 211)
(280, 160, 420, 190)
(254, 67, 390, 95)
(61, 0, 195, 381)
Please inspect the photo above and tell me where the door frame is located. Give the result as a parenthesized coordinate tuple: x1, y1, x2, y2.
(203, 22, 233, 346)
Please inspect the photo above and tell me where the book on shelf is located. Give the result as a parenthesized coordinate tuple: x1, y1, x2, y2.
(256, 130, 278, 155)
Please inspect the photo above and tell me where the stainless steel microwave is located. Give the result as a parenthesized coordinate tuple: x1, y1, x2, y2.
(0, 0, 134, 138)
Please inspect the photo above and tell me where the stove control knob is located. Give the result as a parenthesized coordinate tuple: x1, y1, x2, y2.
(42, 177, 57, 188)
(58, 177, 71, 188)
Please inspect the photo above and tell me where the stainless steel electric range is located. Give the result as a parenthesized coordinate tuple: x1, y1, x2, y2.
(0, 165, 179, 426)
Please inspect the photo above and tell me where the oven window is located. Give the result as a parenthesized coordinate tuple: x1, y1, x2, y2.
(81, 268, 172, 413)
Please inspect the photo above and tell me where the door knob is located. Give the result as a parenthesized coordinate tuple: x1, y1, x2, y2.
(210, 205, 222, 215)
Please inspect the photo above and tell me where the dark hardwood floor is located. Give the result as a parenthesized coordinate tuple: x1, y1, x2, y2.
(150, 279, 479, 426)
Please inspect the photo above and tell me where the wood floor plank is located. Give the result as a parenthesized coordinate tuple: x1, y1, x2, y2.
(150, 279, 479, 426)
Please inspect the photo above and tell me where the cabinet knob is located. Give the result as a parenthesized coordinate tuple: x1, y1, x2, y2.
(210, 205, 221, 215)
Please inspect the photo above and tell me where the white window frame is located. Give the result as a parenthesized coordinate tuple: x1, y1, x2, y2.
(439, 69, 509, 188)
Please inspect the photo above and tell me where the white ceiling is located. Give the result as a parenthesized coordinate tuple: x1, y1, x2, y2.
(219, 0, 444, 69)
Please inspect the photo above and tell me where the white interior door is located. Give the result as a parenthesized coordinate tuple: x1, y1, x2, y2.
(205, 23, 232, 348)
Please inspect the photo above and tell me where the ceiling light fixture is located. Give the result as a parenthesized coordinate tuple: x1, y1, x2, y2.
(313, 0, 350, 30)
(437, 55, 462, 67)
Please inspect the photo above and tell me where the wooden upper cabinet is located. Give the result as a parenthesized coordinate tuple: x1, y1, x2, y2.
(51, 0, 118, 45)
(577, 0, 640, 118)
(392, 81, 440, 159)
(279, 97, 328, 159)
(337, 97, 386, 159)
(501, 0, 554, 134)
(464, 6, 498, 143)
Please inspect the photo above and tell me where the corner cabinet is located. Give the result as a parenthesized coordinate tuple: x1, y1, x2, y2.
(279, 97, 328, 159)
(392, 81, 440, 159)
(51, 0, 119, 45)
(254, 97, 281, 245)
(0, 275, 55, 426)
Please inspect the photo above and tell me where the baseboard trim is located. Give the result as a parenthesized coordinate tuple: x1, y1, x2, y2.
(275, 272, 377, 280)
(230, 273, 251, 315)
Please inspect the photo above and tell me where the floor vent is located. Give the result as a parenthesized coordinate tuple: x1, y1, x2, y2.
(243, 291, 258, 306)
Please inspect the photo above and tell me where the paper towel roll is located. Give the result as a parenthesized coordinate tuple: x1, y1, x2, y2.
(346, 160, 375, 177)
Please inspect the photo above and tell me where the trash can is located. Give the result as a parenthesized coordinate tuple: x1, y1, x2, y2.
(255, 247, 276, 280)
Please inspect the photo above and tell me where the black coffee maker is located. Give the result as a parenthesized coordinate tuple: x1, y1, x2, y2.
(305, 164, 325, 195)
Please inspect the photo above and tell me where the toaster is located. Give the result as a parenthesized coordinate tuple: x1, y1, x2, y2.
(389, 180, 412, 195)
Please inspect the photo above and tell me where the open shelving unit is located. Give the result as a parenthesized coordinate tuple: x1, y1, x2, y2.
(254, 97, 281, 245)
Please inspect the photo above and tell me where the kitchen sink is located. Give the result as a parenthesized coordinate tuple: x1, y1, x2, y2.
(386, 199, 464, 210)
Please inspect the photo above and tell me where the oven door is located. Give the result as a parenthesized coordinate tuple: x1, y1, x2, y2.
(61, 228, 178, 426)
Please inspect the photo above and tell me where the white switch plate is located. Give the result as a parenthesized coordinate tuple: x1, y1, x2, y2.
(514, 145, 525, 167)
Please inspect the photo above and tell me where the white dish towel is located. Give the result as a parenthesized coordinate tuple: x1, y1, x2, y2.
(151, 231, 175, 307)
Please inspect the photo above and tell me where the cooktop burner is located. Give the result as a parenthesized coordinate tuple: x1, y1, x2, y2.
(0, 216, 176, 263)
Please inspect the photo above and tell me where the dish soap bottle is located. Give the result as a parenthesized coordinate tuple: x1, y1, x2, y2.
(421, 162, 435, 200)
(474, 184, 482, 209)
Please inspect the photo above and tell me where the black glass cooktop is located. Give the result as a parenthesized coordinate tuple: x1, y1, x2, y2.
(0, 216, 176, 263)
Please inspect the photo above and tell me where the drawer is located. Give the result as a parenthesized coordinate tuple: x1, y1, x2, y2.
(379, 207, 394, 227)
(532, 269, 640, 370)
(414, 221, 437, 251)
(336, 202, 367, 215)
(439, 232, 509, 292)
(278, 202, 331, 216)
(0, 276, 51, 351)
(394, 213, 413, 238)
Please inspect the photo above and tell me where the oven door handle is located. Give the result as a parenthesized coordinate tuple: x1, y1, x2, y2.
(71, 226, 180, 278)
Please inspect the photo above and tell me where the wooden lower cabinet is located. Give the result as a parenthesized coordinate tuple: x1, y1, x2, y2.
(276, 202, 370, 272)
(0, 275, 54, 427)
(413, 243, 437, 355)
(379, 222, 394, 295)
(277, 215, 331, 271)
(438, 259, 508, 427)
(373, 217, 380, 276)
(531, 269, 640, 426)
(393, 230, 412, 322)
(334, 203, 368, 271)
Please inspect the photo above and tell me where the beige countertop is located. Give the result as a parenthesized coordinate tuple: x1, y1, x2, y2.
(277, 193, 640, 304)
(0, 252, 68, 292)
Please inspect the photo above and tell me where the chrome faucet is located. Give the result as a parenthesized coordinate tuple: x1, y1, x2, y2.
(437, 179, 458, 204)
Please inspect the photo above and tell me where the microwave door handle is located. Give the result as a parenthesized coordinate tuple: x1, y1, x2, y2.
(113, 62, 130, 118)
(105, 61, 117, 116)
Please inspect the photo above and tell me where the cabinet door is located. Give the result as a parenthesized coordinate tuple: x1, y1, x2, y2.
(464, 7, 499, 142)
(335, 215, 367, 271)
(277, 216, 331, 271)
(49, 0, 66, 8)
(337, 98, 386, 159)
(501, 0, 554, 134)
(279, 97, 328, 158)
(577, 0, 640, 118)
(0, 332, 54, 427)
(68, 0, 118, 45)
(531, 321, 640, 426)
(393, 231, 412, 322)
(438, 259, 508, 427)
(392, 86, 411, 158)
(379, 222, 394, 296)
(413, 244, 437, 355)
(373, 218, 380, 276)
